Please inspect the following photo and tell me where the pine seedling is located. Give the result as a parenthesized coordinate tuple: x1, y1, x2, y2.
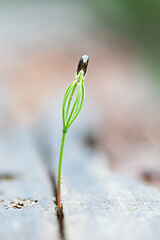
(57, 55, 89, 214)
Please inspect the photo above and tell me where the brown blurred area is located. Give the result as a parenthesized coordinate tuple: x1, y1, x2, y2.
(1, 1, 160, 187)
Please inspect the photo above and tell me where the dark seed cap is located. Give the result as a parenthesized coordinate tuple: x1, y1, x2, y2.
(77, 55, 89, 77)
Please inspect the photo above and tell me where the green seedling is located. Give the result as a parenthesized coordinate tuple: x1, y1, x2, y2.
(57, 55, 89, 214)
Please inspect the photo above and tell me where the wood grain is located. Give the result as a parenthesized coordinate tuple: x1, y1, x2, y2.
(52, 124, 160, 240)
(0, 127, 59, 240)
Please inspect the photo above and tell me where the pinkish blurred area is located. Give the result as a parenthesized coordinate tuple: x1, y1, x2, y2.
(0, 1, 160, 187)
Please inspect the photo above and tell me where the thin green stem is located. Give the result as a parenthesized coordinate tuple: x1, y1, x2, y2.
(65, 81, 78, 119)
(57, 55, 89, 215)
(58, 130, 67, 211)
(68, 82, 81, 124)
(62, 80, 76, 127)
(73, 82, 82, 115)
(68, 82, 85, 128)
(66, 89, 80, 126)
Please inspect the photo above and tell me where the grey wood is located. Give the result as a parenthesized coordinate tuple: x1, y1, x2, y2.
(0, 127, 59, 240)
(53, 127, 160, 240)
(31, 104, 160, 240)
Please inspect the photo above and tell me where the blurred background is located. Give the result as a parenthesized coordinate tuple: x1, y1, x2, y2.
(0, 0, 160, 187)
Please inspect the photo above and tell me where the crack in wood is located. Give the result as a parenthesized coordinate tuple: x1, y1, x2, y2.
(32, 130, 66, 240)
(0, 173, 19, 181)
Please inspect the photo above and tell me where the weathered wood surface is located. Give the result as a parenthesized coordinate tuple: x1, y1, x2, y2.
(0, 127, 59, 240)
(44, 109, 160, 240)
(1, 105, 160, 240)
(60, 134, 160, 240)
(0, 2, 160, 240)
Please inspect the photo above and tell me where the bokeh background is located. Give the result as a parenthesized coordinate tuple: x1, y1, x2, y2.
(0, 0, 160, 187)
